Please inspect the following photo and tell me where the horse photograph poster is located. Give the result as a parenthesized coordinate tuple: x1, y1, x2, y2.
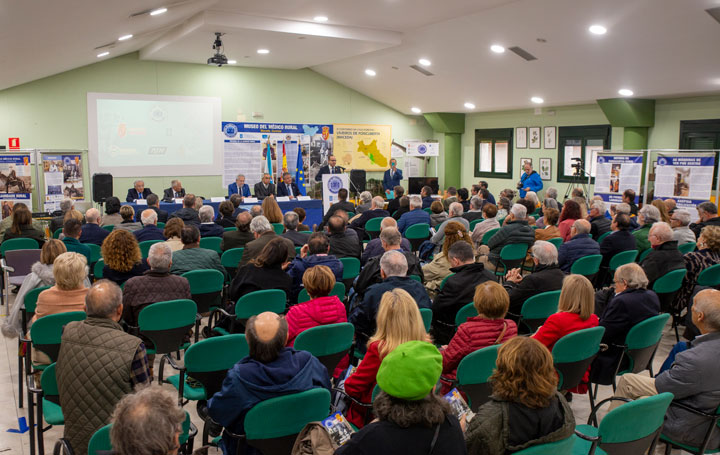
(0, 154, 33, 216)
(43, 154, 84, 213)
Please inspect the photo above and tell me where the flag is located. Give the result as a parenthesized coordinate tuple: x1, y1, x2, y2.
(295, 148, 306, 196)
(266, 142, 273, 179)
(282, 141, 288, 172)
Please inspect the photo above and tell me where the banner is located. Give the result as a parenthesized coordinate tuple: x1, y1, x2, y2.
(0, 154, 33, 217)
(333, 124, 392, 171)
(42, 154, 84, 212)
(654, 154, 716, 220)
(404, 140, 439, 157)
(322, 173, 349, 214)
(594, 154, 643, 205)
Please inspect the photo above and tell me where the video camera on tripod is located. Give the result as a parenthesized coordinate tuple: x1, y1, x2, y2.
(571, 157, 584, 176)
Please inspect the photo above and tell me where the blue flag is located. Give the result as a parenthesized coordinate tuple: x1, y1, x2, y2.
(266, 142, 273, 179)
(295, 148, 306, 196)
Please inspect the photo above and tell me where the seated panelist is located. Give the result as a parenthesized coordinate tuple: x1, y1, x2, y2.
(254, 173, 276, 200)
(162, 179, 186, 202)
(125, 180, 152, 202)
(228, 174, 251, 199)
(277, 172, 300, 199)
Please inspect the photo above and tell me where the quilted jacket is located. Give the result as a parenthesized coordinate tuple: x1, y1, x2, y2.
(121, 268, 192, 327)
(486, 219, 535, 265)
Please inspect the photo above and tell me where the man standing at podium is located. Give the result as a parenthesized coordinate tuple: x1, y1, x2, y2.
(315, 155, 342, 181)
(382, 158, 403, 198)
(162, 180, 185, 202)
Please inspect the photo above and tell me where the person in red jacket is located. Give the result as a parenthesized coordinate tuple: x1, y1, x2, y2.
(285, 265, 348, 377)
(439, 281, 517, 394)
(343, 288, 428, 428)
(532, 274, 599, 393)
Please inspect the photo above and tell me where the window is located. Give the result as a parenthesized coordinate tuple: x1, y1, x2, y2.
(679, 119, 720, 186)
(557, 125, 611, 183)
(474, 128, 513, 179)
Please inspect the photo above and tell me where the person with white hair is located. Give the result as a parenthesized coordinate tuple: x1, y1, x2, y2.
(46, 198, 75, 236)
(281, 211, 310, 247)
(198, 205, 224, 238)
(239, 215, 296, 265)
(350, 196, 390, 232)
(355, 191, 373, 214)
(670, 209, 697, 245)
(558, 219, 600, 273)
(504, 240, 565, 316)
(534, 198, 559, 229)
(361, 217, 412, 265)
(133, 209, 166, 242)
(126, 179, 152, 202)
(612, 201, 640, 229)
(639, 221, 685, 289)
(524, 191, 540, 211)
(478, 203, 535, 270)
(79, 207, 110, 246)
(545, 187, 558, 201)
(588, 199, 611, 239)
(397, 195, 431, 233)
(634, 204, 661, 253)
(162, 179, 185, 202)
(431, 202, 469, 245)
(690, 201, 720, 237)
(462, 196, 486, 223)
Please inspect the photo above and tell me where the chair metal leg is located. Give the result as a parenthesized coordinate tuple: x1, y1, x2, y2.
(27, 378, 36, 455)
(37, 394, 45, 455)
(18, 342, 23, 408)
(664, 441, 672, 454)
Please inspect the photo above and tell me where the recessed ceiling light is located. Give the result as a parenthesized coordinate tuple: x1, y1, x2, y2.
(418, 58, 431, 67)
(589, 24, 607, 35)
(464, 102, 476, 109)
(149, 7, 167, 16)
(365, 68, 376, 77)
(118, 34, 133, 41)
(313, 15, 328, 22)
(618, 88, 634, 96)
(531, 96, 544, 104)
(257, 49, 270, 54)
(227, 60, 237, 65)
(490, 44, 505, 54)
(411, 107, 422, 114)
(97, 52, 110, 58)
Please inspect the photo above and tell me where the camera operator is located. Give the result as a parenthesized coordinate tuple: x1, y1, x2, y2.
(518, 161, 543, 198)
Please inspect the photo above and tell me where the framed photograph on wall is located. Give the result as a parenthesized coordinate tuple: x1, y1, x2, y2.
(543, 126, 556, 149)
(516, 127, 527, 149)
(529, 127, 541, 149)
(539, 157, 552, 181)
(521, 158, 533, 170)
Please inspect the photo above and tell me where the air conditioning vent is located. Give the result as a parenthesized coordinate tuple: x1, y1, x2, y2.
(508, 46, 537, 61)
(410, 65, 434, 76)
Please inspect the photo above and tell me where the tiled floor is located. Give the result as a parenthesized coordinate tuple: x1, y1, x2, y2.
(0, 293, 687, 454)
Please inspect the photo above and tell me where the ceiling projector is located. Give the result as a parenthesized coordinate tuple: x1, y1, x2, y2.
(207, 32, 228, 66)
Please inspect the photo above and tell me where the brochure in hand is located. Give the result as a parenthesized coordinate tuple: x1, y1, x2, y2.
(322, 412, 355, 447)
(444, 388, 475, 422)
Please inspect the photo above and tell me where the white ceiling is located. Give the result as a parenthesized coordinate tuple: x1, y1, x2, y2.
(3, 0, 720, 114)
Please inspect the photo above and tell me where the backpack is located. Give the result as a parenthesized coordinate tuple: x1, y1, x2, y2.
(291, 422, 336, 455)
(418, 240, 436, 262)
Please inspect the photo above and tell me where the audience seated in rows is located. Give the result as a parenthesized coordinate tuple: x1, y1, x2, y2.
(558, 219, 600, 273)
(690, 201, 720, 238)
(558, 199, 581, 242)
(386, 185, 404, 215)
(639, 221, 685, 290)
(588, 199, 611, 239)
(198, 205, 224, 238)
(239, 216, 295, 266)
(133, 209, 166, 242)
(431, 202, 469, 246)
(100, 197, 123, 227)
(479, 203, 535, 269)
(634, 204, 660, 253)
(421, 185, 435, 209)
(169, 226, 225, 278)
(32, 252, 88, 325)
(143, 193, 168, 223)
(442, 187, 458, 211)
(287, 233, 342, 304)
(458, 187, 470, 212)
(534, 207, 560, 241)
(534, 197, 558, 229)
(229, 237, 292, 305)
(63, 218, 92, 264)
(677, 226, 720, 337)
(516, 198, 537, 226)
(2, 202, 45, 247)
(216, 200, 237, 228)
(423, 221, 472, 294)
(169, 194, 200, 227)
(79, 208, 109, 246)
(162, 218, 185, 252)
(294, 207, 311, 232)
(470, 203, 499, 246)
(362, 217, 411, 265)
(670, 209, 697, 245)
(221, 212, 254, 252)
(261, 196, 283, 224)
(281, 211, 310, 247)
(351, 196, 390, 234)
(651, 199, 671, 224)
(496, 196, 511, 219)
(504, 240, 565, 316)
(355, 191, 372, 214)
(429, 200, 447, 228)
(56, 280, 150, 455)
(664, 198, 677, 215)
(47, 198, 74, 235)
(102, 230, 149, 286)
(397, 195, 430, 234)
(114, 205, 142, 232)
(207, 312, 329, 455)
(597, 213, 636, 283)
(327, 214, 362, 259)
(320, 188, 355, 229)
(461, 196, 484, 224)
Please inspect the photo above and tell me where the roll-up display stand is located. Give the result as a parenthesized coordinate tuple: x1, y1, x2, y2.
(593, 150, 646, 208)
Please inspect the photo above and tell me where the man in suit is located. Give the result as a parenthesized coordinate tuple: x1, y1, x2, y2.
(315, 155, 342, 181)
(277, 172, 300, 199)
(79, 208, 109, 246)
(162, 180, 185, 202)
(253, 173, 276, 200)
(126, 180, 152, 202)
(319, 188, 355, 229)
(239, 216, 295, 265)
(281, 211, 310, 247)
(382, 158, 403, 197)
(144, 193, 168, 223)
(227, 174, 251, 199)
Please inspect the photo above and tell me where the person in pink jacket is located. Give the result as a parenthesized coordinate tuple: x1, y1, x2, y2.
(285, 265, 347, 377)
(439, 281, 517, 394)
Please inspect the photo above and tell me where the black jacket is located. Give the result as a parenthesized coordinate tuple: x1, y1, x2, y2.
(199, 223, 224, 238)
(78, 223, 109, 246)
(314, 165, 343, 182)
(351, 209, 390, 230)
(229, 263, 291, 304)
(504, 264, 565, 315)
(689, 216, 720, 238)
(221, 230, 255, 252)
(386, 198, 401, 215)
(639, 240, 685, 289)
(216, 217, 236, 228)
(3, 225, 46, 248)
(147, 205, 168, 223)
(320, 200, 355, 228)
(282, 230, 310, 247)
(599, 229, 636, 269)
(169, 207, 200, 226)
(277, 182, 301, 198)
(162, 187, 185, 202)
(589, 216, 611, 239)
(253, 182, 276, 199)
(328, 230, 362, 259)
(125, 188, 153, 202)
(354, 250, 423, 299)
(462, 211, 485, 223)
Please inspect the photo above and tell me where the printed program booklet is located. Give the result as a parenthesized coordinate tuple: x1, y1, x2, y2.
(444, 388, 475, 422)
(322, 412, 355, 446)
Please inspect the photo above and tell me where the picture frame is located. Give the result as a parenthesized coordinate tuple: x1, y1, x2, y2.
(521, 157, 533, 170)
(529, 127, 541, 149)
(543, 126, 556, 149)
(515, 127, 527, 149)
(539, 157, 552, 181)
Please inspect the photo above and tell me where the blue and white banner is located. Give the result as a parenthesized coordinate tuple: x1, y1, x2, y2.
(654, 154, 716, 219)
(594, 154, 643, 205)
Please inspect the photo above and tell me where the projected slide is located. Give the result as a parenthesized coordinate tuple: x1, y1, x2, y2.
(88, 93, 222, 177)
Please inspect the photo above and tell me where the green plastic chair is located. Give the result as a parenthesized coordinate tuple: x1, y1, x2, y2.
(93, 258, 104, 279)
(423, 208, 432, 214)
(608, 249, 638, 272)
(211, 289, 286, 336)
(18, 285, 51, 409)
(439, 273, 455, 291)
(297, 282, 346, 304)
(1, 237, 39, 256)
(552, 327, 605, 409)
(514, 436, 575, 454)
(494, 243, 529, 280)
(409, 275, 422, 283)
(295, 323, 354, 376)
(653, 269, 686, 294)
(199, 236, 222, 254)
(244, 388, 331, 455)
(614, 313, 671, 386)
(697, 263, 720, 287)
(53, 228, 63, 239)
(156, 222, 165, 229)
(272, 223, 284, 234)
(28, 311, 87, 369)
(28, 362, 63, 454)
(455, 302, 478, 326)
(365, 217, 383, 238)
(83, 243, 102, 264)
(638, 247, 652, 263)
(652, 268, 686, 340)
(678, 241, 697, 254)
(574, 392, 674, 455)
(481, 228, 500, 245)
(295, 246, 301, 256)
(346, 212, 356, 219)
(340, 257, 361, 281)
(570, 254, 603, 278)
(420, 308, 432, 333)
(299, 231, 313, 235)
(596, 231, 612, 244)
(548, 237, 563, 249)
(497, 217, 506, 226)
(469, 219, 484, 232)
(519, 290, 561, 334)
(182, 269, 225, 340)
(139, 300, 197, 382)
(138, 240, 162, 259)
(456, 344, 500, 411)
(220, 247, 244, 279)
(660, 405, 720, 454)
(224, 226, 237, 232)
(101, 225, 114, 232)
(405, 223, 431, 251)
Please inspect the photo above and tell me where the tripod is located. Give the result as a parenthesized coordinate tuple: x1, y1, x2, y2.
(564, 166, 590, 200)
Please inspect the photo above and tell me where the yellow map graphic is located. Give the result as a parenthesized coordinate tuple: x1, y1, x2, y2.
(357, 139, 388, 168)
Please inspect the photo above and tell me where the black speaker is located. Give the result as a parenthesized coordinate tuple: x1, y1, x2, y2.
(92, 173, 113, 203)
(349, 170, 366, 193)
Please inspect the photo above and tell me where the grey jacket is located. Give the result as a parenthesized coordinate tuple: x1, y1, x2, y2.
(655, 331, 720, 449)
(672, 226, 696, 245)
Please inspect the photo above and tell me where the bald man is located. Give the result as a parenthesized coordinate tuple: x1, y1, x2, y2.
(207, 312, 329, 455)
(361, 217, 412, 265)
(133, 209, 166, 242)
(558, 219, 600, 273)
(639, 221, 685, 289)
(79, 207, 110, 246)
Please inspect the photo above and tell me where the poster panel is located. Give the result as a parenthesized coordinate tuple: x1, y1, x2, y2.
(654, 154, 716, 221)
(0, 154, 33, 217)
(594, 154, 643, 205)
(322, 173, 349, 214)
(333, 124, 392, 171)
(42, 155, 64, 212)
(405, 141, 439, 157)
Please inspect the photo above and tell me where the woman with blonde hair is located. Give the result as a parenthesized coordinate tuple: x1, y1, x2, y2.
(423, 221, 472, 293)
(32, 252, 89, 324)
(465, 337, 575, 455)
(63, 208, 84, 224)
(101, 229, 148, 285)
(261, 196, 283, 224)
(344, 288, 428, 428)
(651, 199, 672, 224)
(162, 218, 185, 252)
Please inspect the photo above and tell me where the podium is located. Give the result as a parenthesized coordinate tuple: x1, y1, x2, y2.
(322, 174, 349, 214)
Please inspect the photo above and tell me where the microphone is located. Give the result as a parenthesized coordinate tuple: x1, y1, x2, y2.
(336, 166, 346, 171)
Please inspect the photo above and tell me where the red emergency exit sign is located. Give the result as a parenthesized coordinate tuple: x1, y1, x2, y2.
(8, 138, 20, 149)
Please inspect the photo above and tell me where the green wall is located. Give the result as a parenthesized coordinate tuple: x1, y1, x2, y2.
(0, 52, 433, 202)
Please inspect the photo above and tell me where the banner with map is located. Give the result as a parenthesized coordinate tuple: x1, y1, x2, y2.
(333, 124, 392, 171)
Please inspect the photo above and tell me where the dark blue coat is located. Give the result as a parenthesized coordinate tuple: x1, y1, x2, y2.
(125, 187, 152, 202)
(277, 182, 300, 198)
(287, 254, 343, 303)
(382, 168, 403, 191)
(397, 209, 431, 234)
(421, 196, 435, 209)
(79, 223, 109, 246)
(599, 229, 637, 269)
(558, 233, 600, 273)
(133, 225, 166, 242)
(199, 223, 224, 238)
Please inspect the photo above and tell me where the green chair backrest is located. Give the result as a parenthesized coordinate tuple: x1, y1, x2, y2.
(84, 243, 102, 263)
(40, 362, 59, 397)
(439, 273, 455, 291)
(404, 223, 431, 240)
(295, 323, 354, 357)
(652, 268, 686, 294)
(469, 219, 484, 232)
(423, 208, 432, 214)
(199, 236, 222, 253)
(365, 217, 383, 233)
(609, 249, 638, 271)
(138, 299, 197, 331)
(346, 212, 356, 219)
(638, 247, 652, 263)
(697, 263, 720, 287)
(420, 308, 432, 332)
(31, 311, 86, 361)
(221, 248, 244, 268)
(244, 388, 331, 440)
(88, 423, 112, 455)
(295, 246, 302, 256)
(1, 238, 39, 256)
(455, 302, 478, 326)
(297, 282, 346, 304)
(497, 217, 506, 226)
(53, 228, 63, 239)
(138, 240, 162, 259)
(24, 285, 51, 314)
(626, 313, 670, 351)
(499, 243, 528, 261)
(409, 274, 422, 283)
(340, 257, 361, 280)
(272, 223, 284, 235)
(157, 222, 165, 229)
(678, 241, 696, 254)
(597, 392, 674, 445)
(548, 237, 563, 249)
(235, 289, 286, 319)
(101, 225, 114, 232)
(570, 254, 602, 276)
(299, 231, 313, 235)
(182, 269, 225, 295)
(552, 326, 606, 363)
(481, 228, 500, 245)
(597, 231, 612, 244)
(93, 258, 104, 279)
(456, 344, 500, 386)
(521, 290, 561, 320)
(185, 334, 248, 373)
(224, 226, 238, 232)
(514, 435, 575, 454)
